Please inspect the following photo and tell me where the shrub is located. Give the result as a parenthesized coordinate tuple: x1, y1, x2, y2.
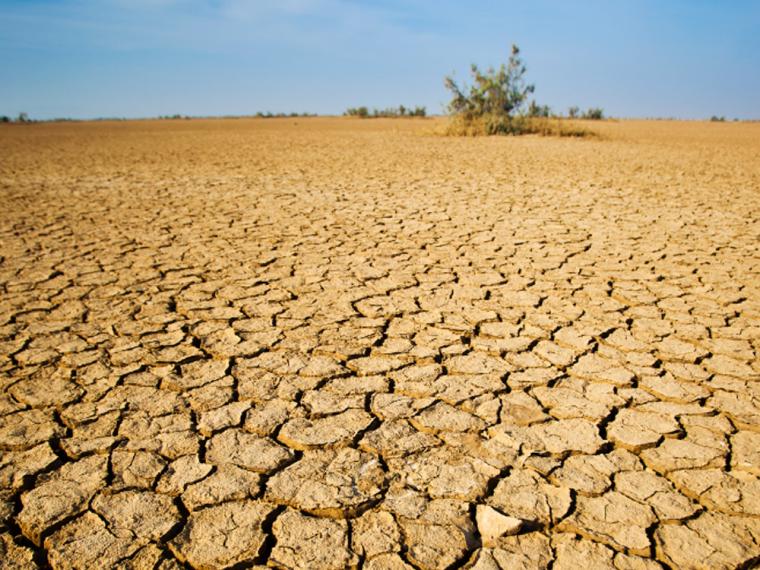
(528, 101, 551, 118)
(345, 106, 369, 118)
(568, 106, 579, 119)
(710, 115, 726, 122)
(252, 111, 316, 118)
(345, 105, 426, 118)
(445, 114, 588, 137)
(582, 107, 604, 120)
(443, 44, 588, 136)
(371, 107, 395, 118)
(0, 116, 9, 123)
(444, 44, 534, 126)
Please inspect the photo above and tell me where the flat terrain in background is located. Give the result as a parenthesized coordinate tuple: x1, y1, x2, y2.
(1, 118, 759, 569)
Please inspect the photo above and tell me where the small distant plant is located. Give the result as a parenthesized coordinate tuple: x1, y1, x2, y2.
(528, 101, 551, 118)
(345, 106, 369, 118)
(0, 116, 9, 123)
(254, 111, 316, 118)
(710, 115, 726, 122)
(582, 107, 604, 120)
(345, 105, 426, 118)
(568, 106, 580, 119)
(16, 112, 30, 123)
(396, 105, 426, 117)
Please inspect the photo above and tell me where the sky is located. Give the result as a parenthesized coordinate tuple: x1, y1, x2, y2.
(1, 0, 759, 120)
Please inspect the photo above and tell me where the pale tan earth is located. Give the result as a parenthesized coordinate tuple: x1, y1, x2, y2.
(0, 117, 759, 569)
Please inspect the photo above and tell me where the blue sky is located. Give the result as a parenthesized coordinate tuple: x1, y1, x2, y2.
(1, 0, 758, 119)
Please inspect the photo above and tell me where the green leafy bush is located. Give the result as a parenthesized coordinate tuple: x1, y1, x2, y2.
(443, 45, 587, 136)
(444, 44, 534, 122)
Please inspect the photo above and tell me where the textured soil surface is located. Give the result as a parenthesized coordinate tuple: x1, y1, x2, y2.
(1, 117, 759, 569)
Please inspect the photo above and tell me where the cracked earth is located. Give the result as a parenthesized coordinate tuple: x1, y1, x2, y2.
(1, 117, 759, 569)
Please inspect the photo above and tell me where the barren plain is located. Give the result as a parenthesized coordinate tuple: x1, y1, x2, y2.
(0, 117, 759, 569)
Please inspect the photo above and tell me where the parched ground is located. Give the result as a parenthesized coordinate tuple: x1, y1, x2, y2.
(0, 117, 759, 569)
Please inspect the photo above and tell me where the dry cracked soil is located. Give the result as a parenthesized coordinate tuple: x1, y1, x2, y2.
(0, 117, 759, 569)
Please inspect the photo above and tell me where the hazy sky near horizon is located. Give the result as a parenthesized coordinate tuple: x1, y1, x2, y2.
(1, 0, 758, 120)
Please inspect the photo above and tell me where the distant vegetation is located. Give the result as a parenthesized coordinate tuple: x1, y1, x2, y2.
(345, 105, 427, 118)
(254, 112, 317, 118)
(0, 112, 322, 123)
(157, 112, 317, 120)
(527, 104, 604, 120)
(710, 115, 726, 122)
(527, 101, 552, 118)
(443, 45, 601, 136)
(1, 112, 34, 124)
(581, 107, 604, 120)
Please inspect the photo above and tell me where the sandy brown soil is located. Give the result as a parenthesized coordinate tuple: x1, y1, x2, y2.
(1, 117, 759, 569)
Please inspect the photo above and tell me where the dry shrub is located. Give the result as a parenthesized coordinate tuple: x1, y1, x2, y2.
(443, 114, 591, 138)
(442, 45, 593, 138)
